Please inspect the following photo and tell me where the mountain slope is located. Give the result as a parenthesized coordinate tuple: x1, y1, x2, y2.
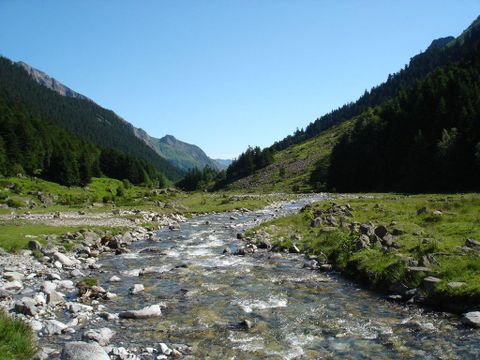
(271, 16, 480, 152)
(225, 15, 480, 193)
(132, 131, 230, 171)
(0, 57, 183, 181)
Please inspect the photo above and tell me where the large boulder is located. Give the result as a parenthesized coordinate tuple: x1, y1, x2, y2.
(61, 341, 110, 360)
(462, 312, 480, 328)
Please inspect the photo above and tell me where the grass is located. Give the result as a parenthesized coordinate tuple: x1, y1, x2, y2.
(0, 310, 36, 360)
(247, 193, 480, 312)
(0, 222, 126, 253)
(0, 176, 293, 252)
(228, 119, 354, 193)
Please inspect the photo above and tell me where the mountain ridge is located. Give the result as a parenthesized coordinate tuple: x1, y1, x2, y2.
(15, 60, 228, 173)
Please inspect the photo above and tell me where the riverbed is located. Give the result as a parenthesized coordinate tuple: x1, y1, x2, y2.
(35, 197, 479, 359)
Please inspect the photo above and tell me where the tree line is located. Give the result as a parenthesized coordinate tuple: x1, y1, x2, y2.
(0, 95, 166, 187)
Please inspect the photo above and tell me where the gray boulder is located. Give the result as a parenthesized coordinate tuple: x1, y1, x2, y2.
(82, 328, 114, 346)
(61, 341, 110, 360)
(462, 312, 480, 328)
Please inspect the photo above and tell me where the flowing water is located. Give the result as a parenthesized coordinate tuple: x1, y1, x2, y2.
(57, 197, 480, 359)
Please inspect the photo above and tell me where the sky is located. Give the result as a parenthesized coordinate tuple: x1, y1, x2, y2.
(0, 1, 479, 159)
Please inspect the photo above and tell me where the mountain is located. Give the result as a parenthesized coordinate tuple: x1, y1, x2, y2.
(213, 158, 232, 170)
(144, 134, 227, 172)
(0, 57, 183, 181)
(17, 61, 89, 101)
(222, 15, 480, 193)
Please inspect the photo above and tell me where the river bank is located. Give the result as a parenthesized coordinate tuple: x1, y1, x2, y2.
(1, 193, 479, 359)
(244, 193, 480, 319)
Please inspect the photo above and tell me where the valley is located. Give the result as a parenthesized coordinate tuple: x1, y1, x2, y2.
(0, 6, 479, 360)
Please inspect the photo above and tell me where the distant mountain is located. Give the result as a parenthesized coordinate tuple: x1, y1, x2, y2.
(213, 158, 232, 170)
(143, 134, 228, 172)
(1, 58, 183, 181)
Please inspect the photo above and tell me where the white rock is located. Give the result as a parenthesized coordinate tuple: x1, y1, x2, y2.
(53, 251, 76, 267)
(34, 292, 46, 305)
(3, 271, 24, 281)
(61, 341, 110, 360)
(462, 311, 480, 328)
(56, 280, 74, 290)
(130, 284, 144, 294)
(3, 280, 23, 291)
(83, 327, 115, 346)
(159, 343, 171, 355)
(119, 304, 162, 319)
(67, 302, 93, 314)
(43, 319, 67, 335)
(30, 320, 43, 331)
(109, 275, 121, 282)
(41, 281, 57, 293)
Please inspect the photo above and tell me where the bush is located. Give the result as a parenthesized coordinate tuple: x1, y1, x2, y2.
(0, 310, 36, 360)
(6, 198, 24, 208)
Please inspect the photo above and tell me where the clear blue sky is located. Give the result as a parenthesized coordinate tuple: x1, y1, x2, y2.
(0, 1, 479, 158)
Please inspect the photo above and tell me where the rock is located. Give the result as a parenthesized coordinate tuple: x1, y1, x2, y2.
(421, 276, 441, 294)
(462, 312, 480, 328)
(71, 269, 85, 278)
(159, 343, 171, 355)
(67, 302, 93, 314)
(47, 290, 65, 306)
(82, 328, 115, 346)
(321, 226, 337, 233)
(171, 349, 182, 358)
(41, 281, 57, 293)
(3, 271, 24, 281)
(109, 275, 121, 282)
(236, 233, 245, 240)
(98, 312, 118, 321)
(320, 264, 333, 271)
(289, 244, 301, 254)
(355, 234, 370, 251)
(28, 240, 42, 251)
(44, 319, 67, 335)
(447, 281, 465, 289)
(3, 280, 23, 291)
(432, 210, 443, 216)
(119, 304, 162, 319)
(14, 297, 37, 316)
(311, 217, 323, 227)
(374, 225, 389, 239)
(61, 341, 110, 360)
(257, 239, 271, 249)
(169, 224, 180, 231)
(465, 238, 480, 251)
(222, 248, 232, 255)
(130, 284, 144, 294)
(0, 289, 13, 300)
(239, 319, 254, 330)
(53, 251, 76, 267)
(407, 266, 431, 275)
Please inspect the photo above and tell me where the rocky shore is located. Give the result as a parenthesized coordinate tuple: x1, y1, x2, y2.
(0, 210, 187, 359)
(235, 202, 480, 328)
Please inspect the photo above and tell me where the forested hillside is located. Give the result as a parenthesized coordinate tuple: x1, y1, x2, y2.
(272, 17, 480, 152)
(0, 57, 183, 181)
(222, 15, 480, 193)
(0, 95, 166, 187)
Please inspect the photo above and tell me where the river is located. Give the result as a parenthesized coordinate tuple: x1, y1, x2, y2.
(48, 197, 480, 359)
